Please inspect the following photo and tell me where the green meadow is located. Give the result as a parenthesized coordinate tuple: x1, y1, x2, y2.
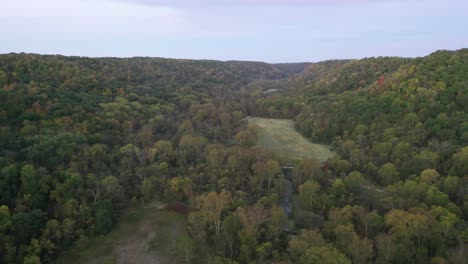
(248, 117, 333, 163)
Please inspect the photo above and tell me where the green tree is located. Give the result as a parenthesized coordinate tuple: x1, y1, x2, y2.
(40, 219, 63, 258)
(441, 176, 459, 198)
(99, 176, 124, 202)
(425, 186, 449, 206)
(140, 176, 159, 203)
(192, 191, 230, 235)
(20, 165, 49, 210)
(0, 69, 7, 87)
(420, 169, 440, 185)
(179, 135, 207, 165)
(175, 235, 195, 264)
(0, 164, 19, 208)
(289, 229, 326, 261)
(373, 142, 393, 163)
(451, 146, 468, 176)
(378, 163, 399, 186)
(329, 179, 346, 204)
(222, 214, 242, 259)
(168, 177, 192, 201)
(234, 126, 257, 147)
(343, 171, 364, 193)
(298, 180, 321, 212)
(0, 205, 11, 233)
(154, 140, 174, 163)
(93, 201, 113, 235)
(384, 209, 440, 263)
(299, 246, 351, 264)
(23, 255, 41, 264)
(12, 210, 47, 245)
(333, 224, 374, 264)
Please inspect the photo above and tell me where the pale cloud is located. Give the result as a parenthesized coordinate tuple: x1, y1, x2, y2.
(110, 0, 400, 7)
(1, 0, 185, 37)
(1, 0, 266, 38)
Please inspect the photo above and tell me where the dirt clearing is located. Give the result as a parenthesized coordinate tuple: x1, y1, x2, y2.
(55, 208, 186, 264)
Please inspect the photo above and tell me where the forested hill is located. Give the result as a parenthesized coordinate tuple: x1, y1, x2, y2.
(290, 49, 467, 95)
(0, 49, 467, 264)
(0, 53, 309, 90)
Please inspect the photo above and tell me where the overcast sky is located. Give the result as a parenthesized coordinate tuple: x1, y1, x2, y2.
(1, 0, 467, 62)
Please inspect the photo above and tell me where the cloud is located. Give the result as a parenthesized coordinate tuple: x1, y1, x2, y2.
(110, 0, 397, 7)
(1, 0, 187, 37)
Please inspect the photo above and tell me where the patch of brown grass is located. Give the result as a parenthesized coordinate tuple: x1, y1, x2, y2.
(55, 208, 186, 264)
(248, 118, 333, 163)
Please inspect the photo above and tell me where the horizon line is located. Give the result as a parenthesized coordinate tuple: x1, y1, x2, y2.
(2, 48, 464, 64)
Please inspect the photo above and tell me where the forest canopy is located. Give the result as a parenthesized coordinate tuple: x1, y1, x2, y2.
(0, 49, 466, 264)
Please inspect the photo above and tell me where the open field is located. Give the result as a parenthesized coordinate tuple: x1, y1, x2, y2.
(248, 117, 333, 163)
(54, 207, 186, 264)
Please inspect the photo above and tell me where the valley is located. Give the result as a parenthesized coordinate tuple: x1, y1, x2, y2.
(0, 50, 466, 264)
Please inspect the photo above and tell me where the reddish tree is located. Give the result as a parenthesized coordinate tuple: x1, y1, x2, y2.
(377, 76, 385, 86)
(166, 202, 190, 214)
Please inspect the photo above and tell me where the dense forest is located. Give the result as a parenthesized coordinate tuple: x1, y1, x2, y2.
(0, 49, 466, 264)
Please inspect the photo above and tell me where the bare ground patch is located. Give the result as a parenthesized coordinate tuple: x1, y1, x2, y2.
(56, 208, 186, 264)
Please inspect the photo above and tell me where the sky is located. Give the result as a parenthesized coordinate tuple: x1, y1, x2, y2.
(1, 0, 467, 62)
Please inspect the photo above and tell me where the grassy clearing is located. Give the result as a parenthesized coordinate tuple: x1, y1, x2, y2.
(55, 207, 186, 264)
(248, 117, 333, 163)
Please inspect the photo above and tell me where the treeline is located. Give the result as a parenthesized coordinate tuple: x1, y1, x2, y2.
(0, 50, 467, 264)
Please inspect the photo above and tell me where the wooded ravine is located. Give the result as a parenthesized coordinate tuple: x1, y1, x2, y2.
(0, 49, 467, 264)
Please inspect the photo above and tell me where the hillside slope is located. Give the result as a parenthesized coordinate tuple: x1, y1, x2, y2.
(0, 50, 466, 264)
